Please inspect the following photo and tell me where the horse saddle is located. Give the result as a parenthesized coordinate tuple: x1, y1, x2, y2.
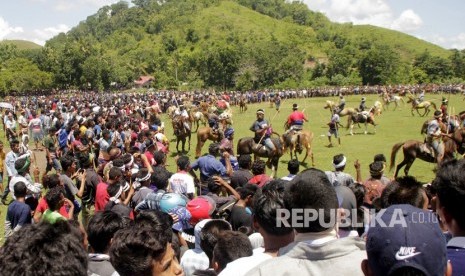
(419, 143, 435, 157)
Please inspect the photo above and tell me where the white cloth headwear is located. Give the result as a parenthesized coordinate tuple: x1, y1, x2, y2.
(333, 156, 347, 169)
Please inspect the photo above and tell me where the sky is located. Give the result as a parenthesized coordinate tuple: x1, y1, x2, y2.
(0, 0, 464, 50)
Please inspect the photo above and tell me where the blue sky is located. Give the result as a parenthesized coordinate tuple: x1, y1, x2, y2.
(1, 0, 464, 50)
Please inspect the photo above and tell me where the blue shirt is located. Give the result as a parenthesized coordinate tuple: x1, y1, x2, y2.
(447, 237, 465, 276)
(6, 201, 31, 231)
(191, 155, 227, 182)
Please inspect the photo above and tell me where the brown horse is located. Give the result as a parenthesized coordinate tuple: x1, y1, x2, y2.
(239, 98, 248, 113)
(406, 94, 436, 116)
(195, 126, 221, 158)
(346, 111, 377, 135)
(282, 130, 315, 166)
(324, 100, 357, 117)
(172, 117, 191, 153)
(390, 128, 465, 177)
(236, 136, 283, 178)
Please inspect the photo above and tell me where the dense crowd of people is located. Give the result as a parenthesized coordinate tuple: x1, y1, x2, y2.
(0, 88, 463, 276)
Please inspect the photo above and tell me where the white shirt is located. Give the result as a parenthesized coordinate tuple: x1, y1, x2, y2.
(169, 171, 195, 196)
(219, 248, 272, 276)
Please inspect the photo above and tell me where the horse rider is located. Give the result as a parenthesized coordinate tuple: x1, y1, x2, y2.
(440, 98, 448, 119)
(359, 97, 375, 123)
(427, 110, 446, 164)
(359, 97, 367, 112)
(337, 95, 345, 113)
(174, 105, 190, 133)
(416, 90, 425, 104)
(250, 109, 276, 157)
(285, 103, 308, 135)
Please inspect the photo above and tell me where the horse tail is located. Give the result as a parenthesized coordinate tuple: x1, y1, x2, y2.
(390, 141, 405, 171)
(431, 102, 437, 110)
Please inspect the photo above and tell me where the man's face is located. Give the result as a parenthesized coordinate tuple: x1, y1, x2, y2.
(151, 243, 183, 276)
(11, 143, 19, 153)
(256, 113, 264, 120)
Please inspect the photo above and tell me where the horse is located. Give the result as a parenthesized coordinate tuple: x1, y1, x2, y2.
(172, 117, 191, 153)
(191, 111, 207, 132)
(372, 100, 383, 116)
(346, 111, 377, 135)
(166, 105, 177, 119)
(381, 95, 404, 110)
(323, 100, 357, 117)
(195, 126, 221, 158)
(390, 128, 465, 177)
(236, 136, 283, 178)
(282, 130, 315, 166)
(406, 94, 436, 116)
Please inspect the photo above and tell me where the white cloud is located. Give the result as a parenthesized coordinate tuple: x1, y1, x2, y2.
(0, 17, 24, 40)
(33, 24, 70, 45)
(426, 33, 465, 50)
(391, 9, 423, 32)
(52, 0, 120, 11)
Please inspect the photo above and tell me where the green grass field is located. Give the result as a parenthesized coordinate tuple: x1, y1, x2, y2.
(1, 93, 463, 240)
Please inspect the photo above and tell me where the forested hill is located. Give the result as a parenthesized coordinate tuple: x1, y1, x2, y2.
(2, 0, 464, 93)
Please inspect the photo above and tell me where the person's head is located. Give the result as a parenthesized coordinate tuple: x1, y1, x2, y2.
(256, 109, 264, 120)
(237, 184, 258, 207)
(176, 155, 190, 171)
(332, 154, 347, 171)
(287, 159, 300, 175)
(135, 210, 173, 243)
(60, 155, 76, 173)
(362, 204, 448, 276)
(199, 220, 232, 262)
(284, 168, 338, 233)
(238, 154, 252, 170)
(45, 186, 65, 211)
(207, 176, 222, 195)
(292, 103, 298, 111)
(253, 179, 293, 237)
(42, 174, 62, 189)
(154, 150, 166, 166)
(212, 231, 253, 273)
(10, 139, 20, 153)
(109, 166, 123, 182)
(151, 166, 171, 190)
(208, 143, 220, 157)
(373, 154, 386, 163)
(15, 157, 31, 175)
(348, 182, 366, 209)
(78, 154, 91, 169)
(0, 221, 87, 275)
(251, 160, 266, 176)
(369, 161, 385, 179)
(224, 128, 234, 140)
(432, 159, 465, 236)
(361, 97, 366, 102)
(380, 176, 427, 209)
(109, 225, 182, 276)
(13, 181, 27, 199)
(434, 110, 443, 120)
(87, 211, 126, 254)
(135, 168, 151, 186)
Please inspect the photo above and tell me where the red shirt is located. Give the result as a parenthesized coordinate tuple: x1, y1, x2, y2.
(36, 198, 69, 218)
(248, 174, 271, 188)
(287, 111, 306, 125)
(95, 182, 109, 211)
(145, 151, 154, 166)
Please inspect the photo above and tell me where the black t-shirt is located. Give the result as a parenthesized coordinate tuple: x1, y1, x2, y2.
(229, 205, 252, 232)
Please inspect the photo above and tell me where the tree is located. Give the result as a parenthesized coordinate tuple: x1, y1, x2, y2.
(358, 45, 401, 85)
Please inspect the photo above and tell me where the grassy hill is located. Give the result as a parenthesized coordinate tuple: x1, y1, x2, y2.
(0, 40, 42, 50)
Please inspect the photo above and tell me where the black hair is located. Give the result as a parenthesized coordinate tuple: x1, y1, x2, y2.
(213, 231, 253, 272)
(432, 159, 465, 230)
(78, 154, 91, 169)
(373, 154, 387, 163)
(237, 184, 258, 200)
(13, 181, 27, 198)
(333, 154, 346, 170)
(380, 176, 426, 209)
(151, 166, 171, 190)
(109, 225, 170, 276)
(177, 155, 190, 171)
(287, 159, 300, 175)
(45, 186, 65, 211)
(87, 211, 126, 253)
(42, 174, 61, 189)
(112, 158, 125, 169)
(60, 155, 75, 172)
(369, 161, 385, 179)
(200, 220, 232, 262)
(14, 158, 29, 172)
(238, 154, 252, 169)
(253, 179, 293, 236)
(153, 150, 165, 166)
(207, 176, 221, 194)
(109, 166, 123, 181)
(121, 153, 132, 165)
(107, 183, 122, 199)
(209, 143, 220, 156)
(284, 168, 338, 233)
(134, 210, 173, 243)
(251, 160, 266, 175)
(10, 139, 19, 148)
(0, 221, 87, 275)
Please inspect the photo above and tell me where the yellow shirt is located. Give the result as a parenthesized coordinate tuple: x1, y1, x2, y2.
(0, 150, 5, 171)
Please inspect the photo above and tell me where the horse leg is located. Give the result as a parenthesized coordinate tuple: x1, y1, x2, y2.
(394, 159, 409, 178)
(176, 138, 180, 152)
(195, 139, 204, 158)
(350, 124, 354, 135)
(364, 123, 368, 135)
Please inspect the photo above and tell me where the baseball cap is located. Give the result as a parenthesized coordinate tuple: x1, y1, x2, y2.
(366, 204, 447, 276)
(186, 196, 216, 225)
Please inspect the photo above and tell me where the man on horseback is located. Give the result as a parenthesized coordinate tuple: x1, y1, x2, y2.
(250, 109, 276, 157)
(427, 110, 446, 164)
(359, 97, 367, 112)
(338, 95, 345, 113)
(358, 97, 375, 123)
(174, 105, 191, 133)
(285, 104, 308, 133)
